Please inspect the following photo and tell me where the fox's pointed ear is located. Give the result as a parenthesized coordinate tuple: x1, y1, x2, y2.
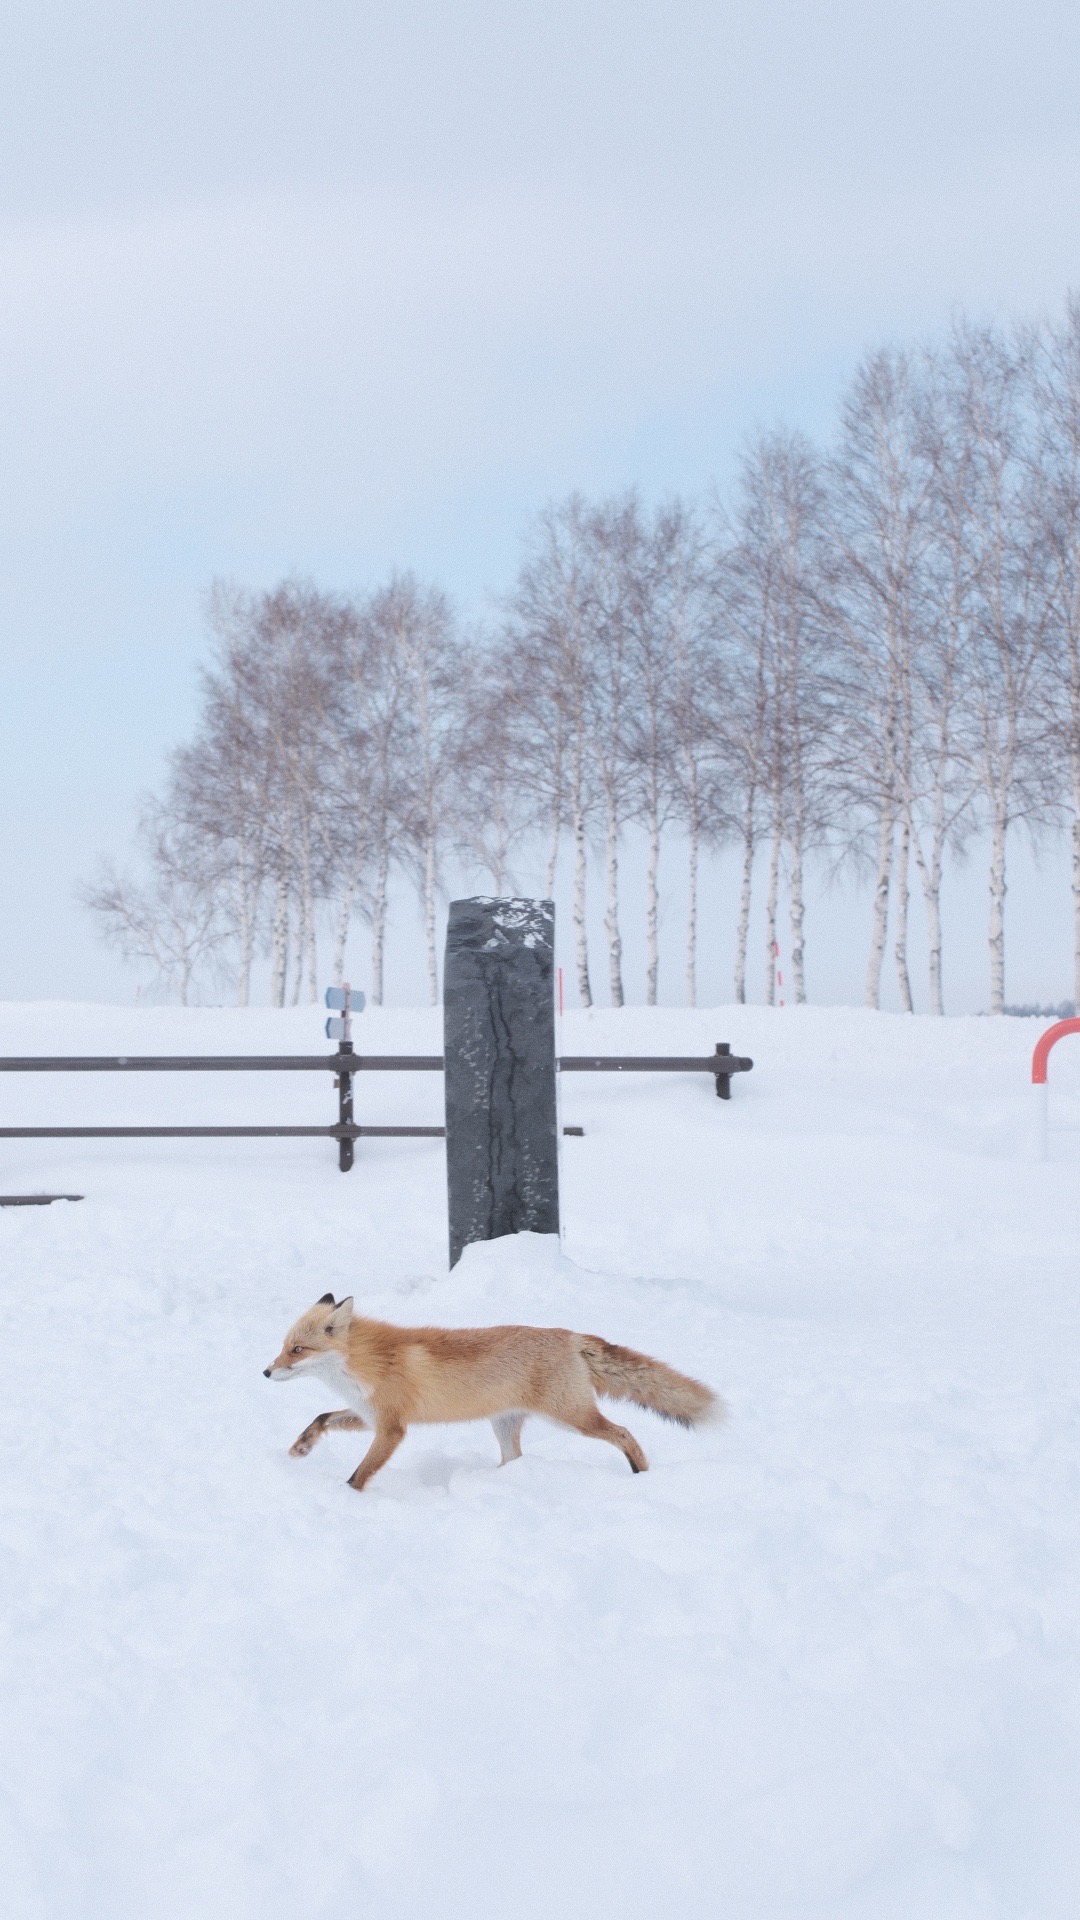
(316, 1293, 335, 1306)
(325, 1296, 353, 1336)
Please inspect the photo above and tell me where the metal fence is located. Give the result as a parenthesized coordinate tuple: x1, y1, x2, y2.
(0, 1040, 753, 1174)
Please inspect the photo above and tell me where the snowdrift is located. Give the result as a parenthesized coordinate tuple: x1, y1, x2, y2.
(0, 1001, 1078, 1919)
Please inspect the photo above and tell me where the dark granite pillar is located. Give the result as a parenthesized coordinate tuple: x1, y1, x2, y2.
(443, 898, 559, 1268)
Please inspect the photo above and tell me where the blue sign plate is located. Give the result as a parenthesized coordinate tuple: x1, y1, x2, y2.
(325, 987, 366, 1012)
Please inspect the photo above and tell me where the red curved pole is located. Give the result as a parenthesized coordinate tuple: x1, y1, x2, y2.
(1032, 1017, 1080, 1085)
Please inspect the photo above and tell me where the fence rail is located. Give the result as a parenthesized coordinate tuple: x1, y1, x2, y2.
(0, 1125, 445, 1139)
(0, 1048, 750, 1078)
(0, 1042, 752, 1172)
(0, 1055, 444, 1073)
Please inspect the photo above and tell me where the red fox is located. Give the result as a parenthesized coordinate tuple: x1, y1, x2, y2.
(264, 1294, 722, 1491)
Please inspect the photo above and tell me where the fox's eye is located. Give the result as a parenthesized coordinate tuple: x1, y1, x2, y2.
(290, 1344, 305, 1355)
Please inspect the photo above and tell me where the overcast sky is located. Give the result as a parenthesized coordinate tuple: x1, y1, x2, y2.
(3, 1, 1080, 1002)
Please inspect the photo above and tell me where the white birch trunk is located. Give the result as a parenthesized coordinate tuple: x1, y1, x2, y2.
(685, 770, 699, 1010)
(370, 844, 390, 1007)
(988, 806, 1008, 1015)
(788, 834, 806, 1004)
(331, 905, 350, 990)
(764, 825, 781, 1006)
(492, 782, 507, 895)
(1073, 764, 1080, 1011)
(645, 794, 660, 1007)
(236, 932, 252, 1007)
(912, 830, 945, 1018)
(734, 790, 756, 1005)
(544, 801, 560, 901)
(910, 709, 951, 1015)
(865, 806, 894, 1009)
(236, 863, 254, 1009)
(289, 894, 305, 1007)
(424, 828, 438, 1006)
(924, 809, 946, 1019)
(1070, 648, 1080, 1005)
(893, 812, 913, 1012)
(604, 803, 624, 1008)
(926, 883, 944, 1017)
(572, 792, 592, 1008)
(332, 860, 363, 987)
(270, 874, 289, 1009)
(304, 865, 318, 1005)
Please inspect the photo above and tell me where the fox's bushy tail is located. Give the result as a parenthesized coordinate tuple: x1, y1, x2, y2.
(579, 1336, 723, 1429)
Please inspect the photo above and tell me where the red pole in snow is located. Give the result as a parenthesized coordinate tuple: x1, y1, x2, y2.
(1030, 1016, 1080, 1161)
(1031, 1016, 1080, 1084)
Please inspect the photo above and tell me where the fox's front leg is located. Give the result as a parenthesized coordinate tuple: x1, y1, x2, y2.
(347, 1417, 406, 1491)
(289, 1410, 368, 1458)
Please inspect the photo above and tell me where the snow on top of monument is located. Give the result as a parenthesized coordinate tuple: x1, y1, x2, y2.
(461, 896, 554, 949)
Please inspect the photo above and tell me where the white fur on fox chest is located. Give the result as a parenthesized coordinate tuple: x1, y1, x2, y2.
(306, 1350, 376, 1426)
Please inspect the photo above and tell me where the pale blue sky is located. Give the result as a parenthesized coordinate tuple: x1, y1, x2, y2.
(2, 2, 1079, 1003)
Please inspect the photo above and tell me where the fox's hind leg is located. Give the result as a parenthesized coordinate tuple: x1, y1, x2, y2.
(561, 1405, 649, 1474)
(289, 1410, 368, 1458)
(491, 1412, 526, 1465)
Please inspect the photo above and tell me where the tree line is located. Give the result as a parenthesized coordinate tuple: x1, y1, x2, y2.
(85, 302, 1080, 1013)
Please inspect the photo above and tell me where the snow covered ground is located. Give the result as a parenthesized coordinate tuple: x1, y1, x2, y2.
(1, 999, 1078, 1919)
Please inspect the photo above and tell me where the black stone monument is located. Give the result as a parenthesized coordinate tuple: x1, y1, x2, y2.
(443, 897, 559, 1268)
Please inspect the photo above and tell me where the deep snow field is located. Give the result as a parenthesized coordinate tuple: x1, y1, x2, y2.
(1, 998, 1078, 1920)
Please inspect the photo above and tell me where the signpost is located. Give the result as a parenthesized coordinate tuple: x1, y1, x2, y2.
(325, 983, 365, 1041)
(325, 983, 365, 1170)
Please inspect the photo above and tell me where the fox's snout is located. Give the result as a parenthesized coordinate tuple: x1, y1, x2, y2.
(262, 1367, 272, 1378)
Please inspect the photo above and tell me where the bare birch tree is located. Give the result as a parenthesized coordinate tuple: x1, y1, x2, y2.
(1034, 295, 1080, 1008)
(828, 351, 937, 1009)
(241, 584, 337, 1007)
(584, 496, 639, 1008)
(729, 433, 830, 1004)
(324, 590, 415, 1000)
(625, 503, 689, 1005)
(509, 500, 596, 1005)
(450, 634, 533, 894)
(948, 323, 1054, 1013)
(169, 597, 276, 1006)
(388, 577, 458, 1005)
(667, 508, 727, 1006)
(722, 529, 771, 1006)
(910, 350, 981, 1012)
(81, 811, 227, 1005)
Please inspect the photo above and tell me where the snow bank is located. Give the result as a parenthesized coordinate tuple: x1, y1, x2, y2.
(0, 1003, 1078, 1918)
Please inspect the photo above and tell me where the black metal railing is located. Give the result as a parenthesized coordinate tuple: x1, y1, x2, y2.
(0, 1040, 753, 1172)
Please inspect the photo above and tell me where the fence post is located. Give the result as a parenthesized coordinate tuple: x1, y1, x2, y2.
(443, 898, 559, 1268)
(336, 1041, 354, 1172)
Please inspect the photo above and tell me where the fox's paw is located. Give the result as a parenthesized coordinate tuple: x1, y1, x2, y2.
(289, 1430, 319, 1457)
